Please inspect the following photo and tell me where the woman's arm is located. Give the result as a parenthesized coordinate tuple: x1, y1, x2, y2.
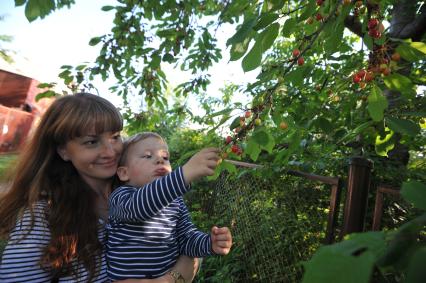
(114, 255, 198, 283)
(0, 203, 53, 282)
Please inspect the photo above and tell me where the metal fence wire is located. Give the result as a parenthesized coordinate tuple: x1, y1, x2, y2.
(202, 169, 335, 283)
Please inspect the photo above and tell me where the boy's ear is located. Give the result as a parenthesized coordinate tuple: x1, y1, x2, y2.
(56, 146, 69, 161)
(116, 166, 130, 182)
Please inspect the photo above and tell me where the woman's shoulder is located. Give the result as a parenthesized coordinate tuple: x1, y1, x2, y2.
(12, 200, 50, 234)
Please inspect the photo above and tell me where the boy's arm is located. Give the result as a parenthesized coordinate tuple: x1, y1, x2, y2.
(176, 199, 214, 257)
(109, 148, 220, 222)
(109, 167, 189, 222)
(177, 200, 233, 257)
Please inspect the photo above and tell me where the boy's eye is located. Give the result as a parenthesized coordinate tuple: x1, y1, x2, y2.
(142, 154, 152, 159)
(162, 156, 169, 161)
(112, 133, 122, 140)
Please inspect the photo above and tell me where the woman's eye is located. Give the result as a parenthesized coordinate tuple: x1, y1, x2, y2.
(83, 140, 98, 146)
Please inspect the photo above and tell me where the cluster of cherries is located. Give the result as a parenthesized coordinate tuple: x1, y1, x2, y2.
(292, 49, 304, 66)
(367, 18, 384, 39)
(223, 110, 255, 156)
(352, 44, 401, 88)
(223, 109, 289, 157)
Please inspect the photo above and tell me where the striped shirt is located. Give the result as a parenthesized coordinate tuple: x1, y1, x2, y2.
(0, 201, 109, 282)
(107, 167, 213, 280)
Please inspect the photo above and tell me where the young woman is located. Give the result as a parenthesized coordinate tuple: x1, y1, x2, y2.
(0, 93, 203, 282)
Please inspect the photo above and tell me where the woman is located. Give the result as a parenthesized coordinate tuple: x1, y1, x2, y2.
(0, 93, 198, 282)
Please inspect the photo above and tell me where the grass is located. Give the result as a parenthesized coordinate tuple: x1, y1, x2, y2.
(0, 154, 17, 182)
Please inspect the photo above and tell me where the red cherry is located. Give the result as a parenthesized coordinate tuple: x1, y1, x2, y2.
(244, 111, 251, 118)
(316, 13, 323, 21)
(368, 29, 381, 38)
(292, 49, 300, 58)
(316, 0, 324, 6)
(364, 72, 374, 82)
(357, 69, 366, 79)
(297, 57, 305, 66)
(231, 144, 239, 154)
(368, 19, 379, 30)
(382, 67, 391, 76)
(225, 136, 232, 144)
(353, 74, 361, 83)
(391, 53, 400, 61)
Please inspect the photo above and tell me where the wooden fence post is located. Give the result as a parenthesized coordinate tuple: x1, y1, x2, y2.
(341, 156, 373, 237)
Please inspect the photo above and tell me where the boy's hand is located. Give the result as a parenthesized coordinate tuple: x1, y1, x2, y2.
(211, 226, 232, 255)
(182, 147, 221, 184)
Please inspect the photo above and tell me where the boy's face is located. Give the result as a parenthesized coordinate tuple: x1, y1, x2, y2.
(117, 137, 172, 187)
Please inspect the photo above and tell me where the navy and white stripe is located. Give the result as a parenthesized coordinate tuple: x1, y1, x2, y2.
(107, 167, 213, 280)
(0, 201, 109, 282)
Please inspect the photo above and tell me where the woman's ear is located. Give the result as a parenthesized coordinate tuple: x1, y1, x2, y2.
(57, 146, 69, 161)
(116, 166, 130, 182)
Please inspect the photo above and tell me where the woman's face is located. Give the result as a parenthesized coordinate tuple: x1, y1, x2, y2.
(58, 130, 123, 187)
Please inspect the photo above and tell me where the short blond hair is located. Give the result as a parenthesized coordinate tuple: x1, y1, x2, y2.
(119, 132, 166, 166)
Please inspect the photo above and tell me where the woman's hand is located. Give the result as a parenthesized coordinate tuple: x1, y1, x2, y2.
(211, 226, 233, 255)
(114, 275, 173, 283)
(114, 255, 199, 283)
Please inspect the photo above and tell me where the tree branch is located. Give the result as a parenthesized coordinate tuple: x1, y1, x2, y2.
(390, 0, 426, 40)
(344, 15, 363, 38)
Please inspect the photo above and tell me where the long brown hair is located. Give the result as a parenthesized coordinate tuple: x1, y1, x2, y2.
(0, 93, 123, 279)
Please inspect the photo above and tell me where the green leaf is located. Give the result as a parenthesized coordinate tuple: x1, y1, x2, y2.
(386, 117, 420, 136)
(15, 0, 26, 6)
(207, 108, 233, 118)
(383, 73, 413, 93)
(252, 129, 270, 146)
(302, 232, 384, 283)
(258, 23, 279, 52)
(262, 0, 284, 12)
(230, 37, 251, 61)
(363, 34, 373, 50)
(337, 121, 374, 144)
(246, 139, 262, 161)
(208, 160, 236, 181)
(253, 13, 279, 31)
(226, 17, 256, 46)
(282, 18, 296, 38)
(324, 22, 344, 55)
(401, 181, 426, 210)
(35, 90, 56, 102)
(101, 5, 114, 11)
(286, 66, 305, 87)
(315, 117, 333, 133)
(299, 1, 316, 21)
(242, 38, 262, 72)
(396, 44, 426, 62)
(303, 232, 385, 283)
(89, 36, 102, 46)
(229, 116, 241, 131)
(25, 0, 41, 22)
(367, 85, 388, 122)
(375, 129, 394, 157)
(406, 247, 426, 282)
(410, 41, 426, 55)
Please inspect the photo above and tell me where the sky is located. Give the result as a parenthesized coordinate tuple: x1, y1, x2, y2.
(0, 1, 258, 111)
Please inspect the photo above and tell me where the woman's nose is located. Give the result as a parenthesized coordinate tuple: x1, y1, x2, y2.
(100, 141, 115, 157)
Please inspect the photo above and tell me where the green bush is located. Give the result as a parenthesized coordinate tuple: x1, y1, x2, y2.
(0, 154, 17, 182)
